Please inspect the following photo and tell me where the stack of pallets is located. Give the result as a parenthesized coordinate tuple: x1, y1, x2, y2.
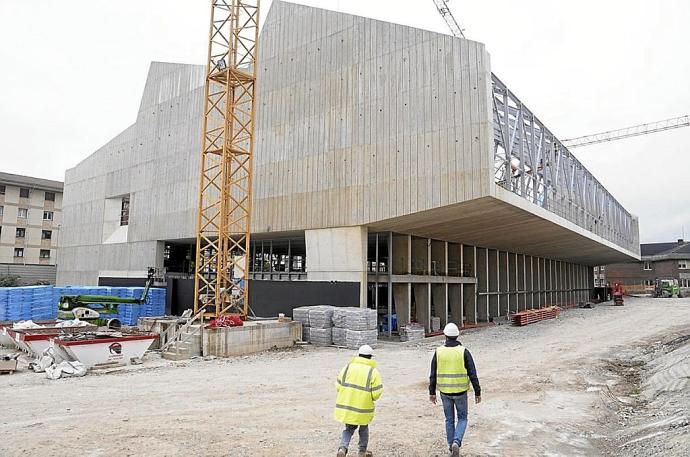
(511, 306, 560, 326)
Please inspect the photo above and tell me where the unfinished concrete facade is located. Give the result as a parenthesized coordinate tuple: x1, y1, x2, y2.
(58, 1, 639, 331)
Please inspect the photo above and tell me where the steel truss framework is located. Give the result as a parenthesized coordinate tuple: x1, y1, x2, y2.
(194, 0, 260, 318)
(492, 75, 636, 252)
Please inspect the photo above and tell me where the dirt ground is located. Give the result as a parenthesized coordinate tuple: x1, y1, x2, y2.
(1, 296, 689, 457)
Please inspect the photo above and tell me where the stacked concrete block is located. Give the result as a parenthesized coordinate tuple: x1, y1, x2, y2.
(308, 306, 334, 346)
(345, 329, 378, 349)
(332, 307, 378, 331)
(292, 307, 310, 327)
(308, 306, 335, 328)
(399, 323, 425, 342)
(332, 327, 347, 346)
(309, 327, 333, 346)
(292, 306, 311, 341)
(332, 307, 378, 349)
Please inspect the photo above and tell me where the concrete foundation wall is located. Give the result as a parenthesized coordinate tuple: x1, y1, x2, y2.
(202, 321, 301, 357)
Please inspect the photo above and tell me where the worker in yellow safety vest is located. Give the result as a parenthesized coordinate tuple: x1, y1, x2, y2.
(334, 344, 383, 457)
(429, 323, 482, 457)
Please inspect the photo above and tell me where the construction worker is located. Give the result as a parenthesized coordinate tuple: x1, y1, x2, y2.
(334, 344, 383, 457)
(429, 323, 481, 457)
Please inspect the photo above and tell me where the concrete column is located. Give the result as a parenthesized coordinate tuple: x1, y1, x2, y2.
(393, 283, 410, 328)
(488, 249, 499, 318)
(305, 226, 368, 307)
(526, 255, 534, 310)
(444, 283, 449, 326)
(432, 284, 446, 329)
(413, 283, 430, 332)
(477, 247, 488, 321)
(427, 238, 432, 330)
(499, 251, 508, 316)
(387, 232, 393, 337)
(534, 257, 540, 307)
(539, 258, 543, 307)
(549, 259, 553, 305)
(448, 284, 462, 326)
(509, 252, 518, 313)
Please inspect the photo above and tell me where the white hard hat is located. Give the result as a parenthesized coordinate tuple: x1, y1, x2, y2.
(443, 323, 460, 337)
(358, 344, 374, 356)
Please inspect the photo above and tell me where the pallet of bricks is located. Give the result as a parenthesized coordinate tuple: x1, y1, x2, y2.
(292, 305, 377, 349)
(510, 306, 560, 326)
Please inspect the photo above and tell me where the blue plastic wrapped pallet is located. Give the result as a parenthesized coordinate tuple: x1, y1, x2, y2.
(0, 285, 165, 324)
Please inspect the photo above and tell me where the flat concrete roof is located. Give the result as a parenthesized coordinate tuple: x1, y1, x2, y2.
(0, 172, 63, 192)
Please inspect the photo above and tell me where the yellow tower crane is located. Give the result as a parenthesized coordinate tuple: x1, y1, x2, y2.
(194, 0, 260, 320)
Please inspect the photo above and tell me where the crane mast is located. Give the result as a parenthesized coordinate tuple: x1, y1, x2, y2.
(561, 115, 690, 148)
(194, 0, 260, 319)
(432, 0, 465, 38)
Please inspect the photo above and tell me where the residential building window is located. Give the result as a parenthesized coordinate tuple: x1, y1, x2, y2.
(45, 191, 55, 202)
(120, 196, 130, 226)
(0, 206, 3, 217)
(40, 249, 51, 259)
(19, 187, 30, 198)
(18, 208, 28, 218)
(16, 227, 25, 238)
(644, 279, 653, 287)
(42, 230, 52, 240)
(43, 211, 54, 221)
(600, 265, 605, 272)
(14, 248, 24, 258)
(594, 266, 599, 273)
(643, 261, 652, 270)
(0, 185, 5, 194)
(679, 260, 689, 270)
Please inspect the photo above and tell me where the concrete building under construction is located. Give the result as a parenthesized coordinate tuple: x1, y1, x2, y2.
(58, 1, 640, 331)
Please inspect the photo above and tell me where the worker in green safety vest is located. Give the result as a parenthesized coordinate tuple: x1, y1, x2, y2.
(334, 344, 383, 457)
(429, 323, 482, 457)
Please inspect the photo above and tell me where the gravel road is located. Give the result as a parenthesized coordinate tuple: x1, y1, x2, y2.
(1, 296, 689, 456)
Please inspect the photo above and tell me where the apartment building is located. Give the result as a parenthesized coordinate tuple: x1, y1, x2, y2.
(0, 172, 63, 284)
(596, 239, 690, 292)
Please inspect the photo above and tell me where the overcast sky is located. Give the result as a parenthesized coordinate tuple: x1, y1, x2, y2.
(0, 0, 688, 243)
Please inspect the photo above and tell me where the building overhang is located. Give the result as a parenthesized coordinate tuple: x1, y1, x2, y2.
(368, 191, 640, 266)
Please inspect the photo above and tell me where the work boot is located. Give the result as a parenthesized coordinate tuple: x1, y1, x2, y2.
(357, 451, 373, 457)
(450, 441, 460, 457)
(337, 447, 347, 457)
